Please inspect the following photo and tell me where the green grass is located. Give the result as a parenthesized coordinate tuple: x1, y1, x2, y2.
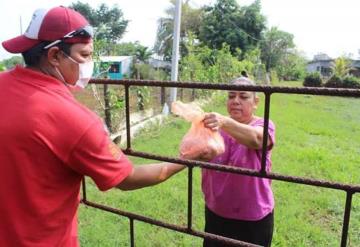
(78, 88, 360, 246)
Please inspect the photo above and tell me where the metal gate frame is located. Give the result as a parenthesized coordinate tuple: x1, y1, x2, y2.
(81, 79, 360, 247)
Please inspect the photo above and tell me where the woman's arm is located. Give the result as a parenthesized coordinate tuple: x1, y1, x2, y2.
(203, 113, 272, 150)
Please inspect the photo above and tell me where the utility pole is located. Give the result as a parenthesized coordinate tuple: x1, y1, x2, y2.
(166, 0, 182, 114)
(20, 16, 23, 34)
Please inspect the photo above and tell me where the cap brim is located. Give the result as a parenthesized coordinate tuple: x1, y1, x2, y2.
(2, 35, 41, 54)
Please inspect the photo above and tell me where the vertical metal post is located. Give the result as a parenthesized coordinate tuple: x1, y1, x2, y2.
(125, 85, 131, 150)
(340, 191, 353, 247)
(168, 0, 182, 109)
(260, 93, 271, 173)
(187, 166, 193, 230)
(130, 218, 135, 247)
(81, 178, 87, 202)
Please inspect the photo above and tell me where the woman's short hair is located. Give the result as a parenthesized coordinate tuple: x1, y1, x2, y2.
(230, 76, 255, 86)
(230, 76, 257, 96)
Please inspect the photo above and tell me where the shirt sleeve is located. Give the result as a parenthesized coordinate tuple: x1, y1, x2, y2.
(67, 119, 133, 191)
(253, 119, 276, 150)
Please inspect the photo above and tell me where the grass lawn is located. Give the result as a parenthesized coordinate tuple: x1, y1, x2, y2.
(78, 83, 360, 246)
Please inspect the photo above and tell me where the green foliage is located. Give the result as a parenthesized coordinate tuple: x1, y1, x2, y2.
(199, 0, 266, 55)
(130, 63, 169, 111)
(1, 56, 23, 69)
(70, 1, 128, 55)
(112, 42, 141, 56)
(135, 46, 152, 63)
(275, 50, 307, 81)
(132, 86, 150, 111)
(324, 75, 360, 89)
(270, 69, 279, 84)
(180, 35, 257, 86)
(303, 72, 322, 87)
(0, 63, 6, 71)
(331, 56, 352, 78)
(109, 88, 125, 110)
(324, 75, 343, 88)
(260, 27, 295, 72)
(343, 75, 360, 88)
(154, 0, 204, 60)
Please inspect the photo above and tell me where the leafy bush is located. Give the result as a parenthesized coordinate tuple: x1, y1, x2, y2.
(303, 72, 322, 87)
(343, 76, 360, 89)
(270, 69, 279, 84)
(324, 75, 343, 88)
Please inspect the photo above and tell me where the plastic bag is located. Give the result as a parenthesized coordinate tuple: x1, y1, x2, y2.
(171, 101, 225, 159)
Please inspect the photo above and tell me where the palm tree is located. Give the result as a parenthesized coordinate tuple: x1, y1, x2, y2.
(135, 46, 153, 64)
(331, 56, 352, 78)
(153, 0, 203, 60)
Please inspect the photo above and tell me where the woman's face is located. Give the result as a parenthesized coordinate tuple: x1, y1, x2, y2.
(227, 91, 259, 123)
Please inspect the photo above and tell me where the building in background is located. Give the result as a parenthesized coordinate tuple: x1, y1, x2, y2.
(307, 53, 360, 77)
(95, 56, 133, 79)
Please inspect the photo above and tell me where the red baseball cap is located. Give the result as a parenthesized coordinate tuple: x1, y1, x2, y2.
(2, 6, 93, 54)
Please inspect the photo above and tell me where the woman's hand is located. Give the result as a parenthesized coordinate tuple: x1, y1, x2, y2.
(203, 112, 225, 131)
(180, 148, 217, 162)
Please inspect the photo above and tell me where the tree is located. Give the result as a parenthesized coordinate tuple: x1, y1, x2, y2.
(260, 27, 295, 72)
(1, 56, 23, 69)
(135, 46, 153, 64)
(113, 42, 143, 56)
(199, 0, 266, 55)
(276, 50, 307, 81)
(331, 56, 352, 78)
(153, 0, 204, 60)
(70, 1, 128, 54)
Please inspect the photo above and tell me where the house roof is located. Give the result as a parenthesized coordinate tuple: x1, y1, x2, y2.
(149, 58, 171, 69)
(308, 59, 360, 66)
(100, 56, 133, 62)
(352, 60, 360, 68)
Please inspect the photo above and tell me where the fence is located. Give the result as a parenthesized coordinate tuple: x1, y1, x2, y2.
(81, 79, 360, 246)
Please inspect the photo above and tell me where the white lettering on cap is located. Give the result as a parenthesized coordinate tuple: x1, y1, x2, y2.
(24, 8, 49, 39)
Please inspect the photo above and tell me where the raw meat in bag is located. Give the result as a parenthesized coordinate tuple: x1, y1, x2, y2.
(171, 101, 225, 159)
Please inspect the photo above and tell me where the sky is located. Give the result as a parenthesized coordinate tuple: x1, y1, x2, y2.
(0, 0, 359, 60)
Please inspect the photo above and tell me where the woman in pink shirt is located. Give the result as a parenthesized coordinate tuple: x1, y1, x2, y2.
(201, 76, 276, 247)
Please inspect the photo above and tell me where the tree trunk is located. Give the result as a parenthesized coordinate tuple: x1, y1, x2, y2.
(179, 88, 183, 101)
(103, 84, 112, 133)
(161, 87, 166, 105)
(191, 89, 195, 101)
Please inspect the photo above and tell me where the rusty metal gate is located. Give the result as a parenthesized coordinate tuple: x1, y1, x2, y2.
(81, 79, 360, 247)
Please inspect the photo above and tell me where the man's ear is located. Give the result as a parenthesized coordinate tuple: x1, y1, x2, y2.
(46, 47, 61, 67)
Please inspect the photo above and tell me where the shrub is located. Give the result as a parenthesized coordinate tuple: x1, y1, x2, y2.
(303, 72, 322, 87)
(343, 76, 360, 89)
(324, 75, 343, 88)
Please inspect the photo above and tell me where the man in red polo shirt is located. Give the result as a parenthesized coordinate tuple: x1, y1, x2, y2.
(0, 6, 185, 247)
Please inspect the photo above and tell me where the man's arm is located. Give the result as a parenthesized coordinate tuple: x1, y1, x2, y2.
(116, 162, 185, 191)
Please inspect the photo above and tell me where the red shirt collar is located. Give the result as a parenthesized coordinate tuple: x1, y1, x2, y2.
(10, 65, 72, 94)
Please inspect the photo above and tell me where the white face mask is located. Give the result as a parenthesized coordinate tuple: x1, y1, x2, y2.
(56, 53, 94, 89)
